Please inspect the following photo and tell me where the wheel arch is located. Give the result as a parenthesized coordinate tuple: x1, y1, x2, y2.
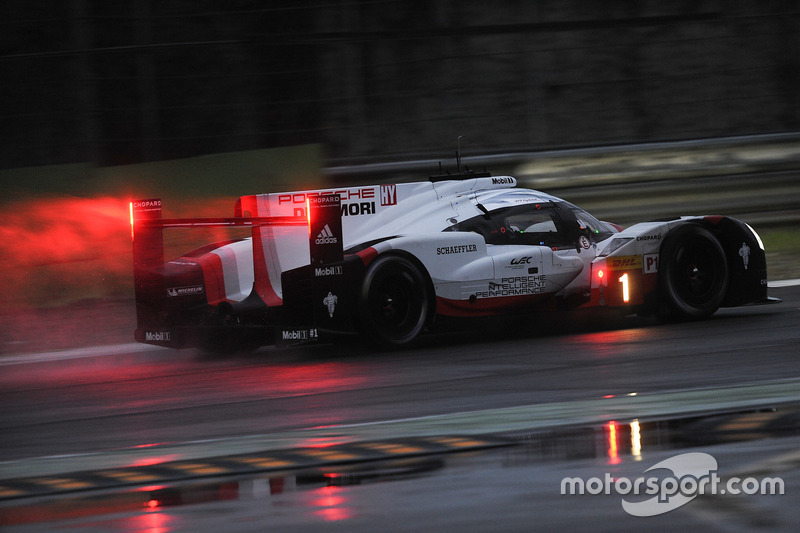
(662, 218, 767, 305)
(697, 217, 768, 306)
(656, 220, 730, 319)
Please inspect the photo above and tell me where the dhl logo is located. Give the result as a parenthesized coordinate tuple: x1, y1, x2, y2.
(607, 255, 642, 270)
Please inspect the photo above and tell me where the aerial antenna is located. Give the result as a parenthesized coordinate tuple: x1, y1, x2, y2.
(455, 136, 463, 174)
(429, 135, 491, 181)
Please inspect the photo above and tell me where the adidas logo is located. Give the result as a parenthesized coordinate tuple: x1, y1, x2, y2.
(315, 224, 338, 245)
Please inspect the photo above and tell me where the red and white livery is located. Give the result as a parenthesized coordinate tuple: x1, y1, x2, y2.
(131, 171, 776, 350)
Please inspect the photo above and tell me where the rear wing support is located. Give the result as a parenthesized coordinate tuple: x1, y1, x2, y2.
(130, 195, 344, 348)
(131, 199, 307, 314)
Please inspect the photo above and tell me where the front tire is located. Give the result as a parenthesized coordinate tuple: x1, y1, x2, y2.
(358, 255, 432, 347)
(659, 223, 728, 319)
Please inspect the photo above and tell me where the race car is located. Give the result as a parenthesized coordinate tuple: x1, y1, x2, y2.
(131, 170, 776, 351)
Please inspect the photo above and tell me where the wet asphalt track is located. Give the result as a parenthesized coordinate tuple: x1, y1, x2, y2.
(2, 286, 798, 462)
(0, 285, 798, 531)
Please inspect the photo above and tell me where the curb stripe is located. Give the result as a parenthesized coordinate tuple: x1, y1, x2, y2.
(0, 435, 510, 501)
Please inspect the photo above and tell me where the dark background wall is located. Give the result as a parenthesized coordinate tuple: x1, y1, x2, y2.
(2, 0, 798, 170)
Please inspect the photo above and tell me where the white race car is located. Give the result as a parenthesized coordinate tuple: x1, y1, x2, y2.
(131, 171, 775, 350)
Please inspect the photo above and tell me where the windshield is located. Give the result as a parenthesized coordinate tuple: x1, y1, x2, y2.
(445, 201, 615, 247)
(564, 202, 616, 242)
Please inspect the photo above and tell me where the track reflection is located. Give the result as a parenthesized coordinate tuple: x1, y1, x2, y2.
(3, 404, 799, 530)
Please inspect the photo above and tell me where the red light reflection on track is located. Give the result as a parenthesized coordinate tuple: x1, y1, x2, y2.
(0, 494, 166, 527)
(248, 363, 370, 399)
(607, 421, 621, 465)
(570, 328, 650, 359)
(308, 486, 355, 521)
(301, 436, 354, 448)
(129, 455, 182, 468)
(129, 509, 177, 532)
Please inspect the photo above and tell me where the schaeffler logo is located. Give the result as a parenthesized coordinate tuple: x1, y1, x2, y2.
(315, 224, 338, 245)
(561, 452, 784, 517)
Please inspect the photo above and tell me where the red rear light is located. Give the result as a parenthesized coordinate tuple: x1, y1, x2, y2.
(593, 258, 609, 288)
(306, 198, 312, 237)
(129, 202, 135, 241)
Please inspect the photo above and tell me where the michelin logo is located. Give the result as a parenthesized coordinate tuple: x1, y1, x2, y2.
(167, 286, 204, 297)
(739, 242, 750, 270)
(323, 292, 338, 318)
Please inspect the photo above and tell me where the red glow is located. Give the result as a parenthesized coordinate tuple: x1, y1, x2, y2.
(1, 195, 238, 306)
(301, 437, 352, 448)
(128, 455, 181, 468)
(0, 196, 131, 305)
(136, 485, 169, 492)
(130, 509, 175, 532)
(306, 197, 312, 238)
(315, 507, 354, 521)
(0, 493, 166, 526)
(129, 201, 135, 241)
(309, 487, 354, 522)
(597, 269, 604, 279)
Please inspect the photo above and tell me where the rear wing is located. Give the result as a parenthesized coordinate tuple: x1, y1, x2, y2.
(130, 196, 343, 342)
(130, 196, 342, 266)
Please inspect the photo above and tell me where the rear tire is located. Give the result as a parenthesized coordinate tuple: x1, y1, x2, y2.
(659, 223, 728, 319)
(358, 255, 431, 347)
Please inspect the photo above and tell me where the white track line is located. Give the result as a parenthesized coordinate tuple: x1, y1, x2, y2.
(0, 343, 163, 366)
(769, 279, 800, 288)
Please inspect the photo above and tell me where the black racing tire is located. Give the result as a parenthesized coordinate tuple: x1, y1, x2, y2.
(358, 254, 431, 347)
(658, 223, 729, 320)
